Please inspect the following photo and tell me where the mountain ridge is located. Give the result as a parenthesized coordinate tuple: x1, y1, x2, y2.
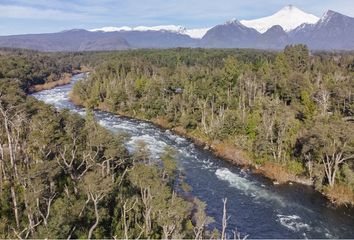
(289, 9, 354, 49)
(89, 5, 320, 38)
(0, 6, 353, 51)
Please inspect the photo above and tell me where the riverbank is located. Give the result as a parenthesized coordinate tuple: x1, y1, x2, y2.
(67, 93, 354, 207)
(29, 73, 72, 93)
(28, 67, 91, 93)
(153, 117, 312, 185)
(154, 119, 354, 207)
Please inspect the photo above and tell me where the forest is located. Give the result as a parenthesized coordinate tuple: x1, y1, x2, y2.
(0, 49, 215, 239)
(71, 46, 354, 206)
(0, 46, 354, 238)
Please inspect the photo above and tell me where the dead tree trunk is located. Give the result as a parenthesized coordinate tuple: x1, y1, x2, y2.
(221, 198, 228, 240)
(88, 193, 104, 239)
(10, 185, 20, 228)
(122, 198, 137, 240)
(141, 187, 152, 236)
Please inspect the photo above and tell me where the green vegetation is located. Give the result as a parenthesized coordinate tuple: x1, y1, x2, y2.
(72, 46, 354, 205)
(0, 48, 83, 91)
(0, 49, 212, 238)
(1, 46, 353, 238)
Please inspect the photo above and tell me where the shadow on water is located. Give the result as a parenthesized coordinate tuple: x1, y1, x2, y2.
(32, 74, 354, 239)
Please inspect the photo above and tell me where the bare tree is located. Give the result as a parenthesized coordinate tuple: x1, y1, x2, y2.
(0, 103, 27, 229)
(122, 198, 138, 240)
(322, 139, 354, 187)
(37, 193, 57, 227)
(87, 191, 105, 239)
(80, 170, 114, 239)
(57, 145, 93, 194)
(314, 88, 330, 116)
(193, 198, 213, 240)
(221, 198, 229, 240)
(306, 121, 354, 187)
(141, 186, 152, 236)
(233, 229, 248, 240)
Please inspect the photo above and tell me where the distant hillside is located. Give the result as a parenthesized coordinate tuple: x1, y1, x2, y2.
(0, 30, 130, 52)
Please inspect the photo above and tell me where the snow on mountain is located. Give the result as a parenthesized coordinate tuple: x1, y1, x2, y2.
(90, 25, 186, 33)
(90, 25, 210, 39)
(240, 5, 319, 33)
(184, 28, 211, 38)
(89, 5, 322, 39)
(89, 26, 132, 32)
(317, 10, 342, 26)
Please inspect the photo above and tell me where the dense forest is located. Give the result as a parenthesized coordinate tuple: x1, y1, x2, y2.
(0, 49, 216, 239)
(71, 46, 354, 206)
(1, 46, 354, 238)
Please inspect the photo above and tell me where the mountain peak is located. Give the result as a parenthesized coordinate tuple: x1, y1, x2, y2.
(280, 4, 296, 12)
(324, 9, 339, 15)
(240, 5, 319, 33)
(225, 19, 242, 25)
(320, 10, 342, 21)
(317, 9, 354, 26)
(221, 19, 256, 32)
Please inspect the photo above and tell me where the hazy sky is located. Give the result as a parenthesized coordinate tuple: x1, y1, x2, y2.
(1, 0, 354, 35)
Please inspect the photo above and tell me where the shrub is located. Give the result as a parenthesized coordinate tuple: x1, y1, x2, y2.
(285, 160, 306, 176)
(324, 184, 354, 206)
(258, 162, 292, 183)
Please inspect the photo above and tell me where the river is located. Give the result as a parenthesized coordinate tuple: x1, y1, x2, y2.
(32, 73, 354, 239)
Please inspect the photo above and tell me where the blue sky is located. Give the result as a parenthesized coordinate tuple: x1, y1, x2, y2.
(1, 0, 354, 35)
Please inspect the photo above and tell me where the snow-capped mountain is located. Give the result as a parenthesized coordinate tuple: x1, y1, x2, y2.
(90, 5, 319, 38)
(90, 25, 210, 39)
(240, 5, 319, 33)
(201, 7, 354, 50)
(289, 10, 354, 49)
(1, 5, 354, 51)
